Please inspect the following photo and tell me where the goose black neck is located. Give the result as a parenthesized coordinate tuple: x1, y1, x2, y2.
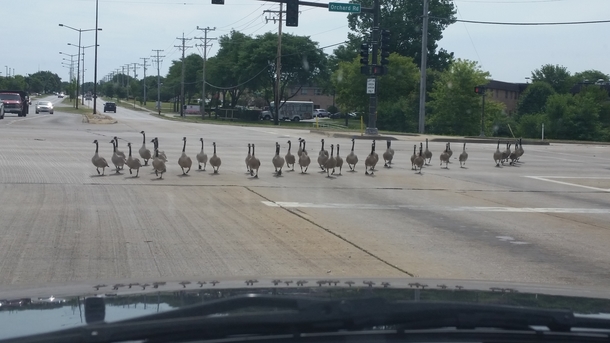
(336, 145, 340, 154)
(276, 145, 280, 155)
(142, 132, 146, 144)
(252, 145, 255, 155)
(182, 139, 186, 153)
(213, 144, 217, 154)
(201, 140, 204, 150)
(330, 145, 334, 156)
(288, 141, 291, 151)
(413, 145, 416, 154)
(321, 140, 325, 150)
(303, 141, 306, 151)
(113, 141, 117, 152)
(95, 141, 99, 153)
(128, 144, 132, 157)
(248, 145, 251, 154)
(351, 140, 355, 151)
(426, 139, 429, 148)
(387, 141, 390, 148)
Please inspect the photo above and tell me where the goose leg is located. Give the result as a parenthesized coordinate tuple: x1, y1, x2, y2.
(144, 160, 148, 166)
(96, 167, 100, 175)
(338, 166, 342, 175)
(203, 163, 206, 171)
(187, 167, 190, 174)
(129, 168, 132, 175)
(255, 169, 259, 178)
(304, 165, 309, 173)
(198, 163, 202, 170)
(135, 168, 139, 177)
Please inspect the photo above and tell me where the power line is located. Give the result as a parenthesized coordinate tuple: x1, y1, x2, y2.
(432, 16, 610, 25)
(175, 33, 193, 117)
(195, 26, 217, 118)
(151, 49, 165, 115)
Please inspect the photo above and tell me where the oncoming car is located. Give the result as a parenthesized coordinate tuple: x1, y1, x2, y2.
(35, 101, 54, 114)
(104, 102, 117, 113)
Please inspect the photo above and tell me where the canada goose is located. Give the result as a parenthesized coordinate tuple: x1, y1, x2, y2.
(493, 140, 502, 167)
(272, 142, 285, 176)
(318, 139, 329, 170)
(298, 140, 311, 173)
(245, 144, 252, 173)
(324, 144, 337, 178)
(371, 140, 379, 170)
(383, 140, 393, 167)
(424, 138, 432, 165)
(151, 138, 167, 162)
(91, 140, 109, 175)
(501, 142, 511, 165)
(125, 142, 142, 177)
(151, 144, 166, 179)
(516, 138, 524, 161)
(440, 143, 450, 169)
(196, 138, 208, 170)
(297, 138, 304, 157)
(139, 131, 152, 166)
(248, 143, 261, 178)
(414, 143, 425, 174)
(459, 143, 468, 168)
(508, 141, 518, 165)
(209, 142, 221, 173)
(446, 142, 453, 162)
(334, 144, 343, 175)
(110, 139, 125, 173)
(365, 142, 376, 175)
(410, 145, 417, 170)
(346, 138, 358, 172)
(113, 137, 126, 169)
(178, 137, 193, 175)
(285, 140, 296, 171)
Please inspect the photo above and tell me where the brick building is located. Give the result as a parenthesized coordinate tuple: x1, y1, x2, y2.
(485, 80, 529, 115)
(288, 85, 335, 110)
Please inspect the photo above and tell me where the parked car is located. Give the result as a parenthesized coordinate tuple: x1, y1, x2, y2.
(329, 112, 342, 119)
(313, 109, 329, 118)
(35, 101, 54, 114)
(104, 102, 117, 113)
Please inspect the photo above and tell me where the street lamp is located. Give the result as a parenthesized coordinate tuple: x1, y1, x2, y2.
(69, 43, 97, 104)
(59, 24, 101, 109)
(93, 0, 100, 114)
(60, 52, 78, 100)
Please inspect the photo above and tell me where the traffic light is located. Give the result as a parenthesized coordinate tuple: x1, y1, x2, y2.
(286, 0, 299, 27)
(372, 65, 387, 76)
(380, 29, 390, 66)
(211, 0, 224, 4)
(359, 43, 369, 75)
(474, 86, 486, 95)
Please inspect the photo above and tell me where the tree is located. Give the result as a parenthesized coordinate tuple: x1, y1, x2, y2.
(240, 32, 328, 124)
(206, 31, 254, 108)
(165, 53, 204, 105)
(573, 69, 609, 84)
(531, 64, 573, 94)
(347, 0, 456, 70)
(427, 59, 499, 136)
(545, 92, 601, 141)
(26, 71, 62, 93)
(333, 53, 420, 131)
(516, 81, 555, 117)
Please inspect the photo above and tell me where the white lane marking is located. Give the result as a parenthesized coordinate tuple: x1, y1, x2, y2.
(262, 201, 610, 214)
(496, 236, 529, 245)
(525, 176, 610, 192)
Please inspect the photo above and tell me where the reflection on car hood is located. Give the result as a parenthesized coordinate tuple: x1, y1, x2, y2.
(2, 277, 610, 340)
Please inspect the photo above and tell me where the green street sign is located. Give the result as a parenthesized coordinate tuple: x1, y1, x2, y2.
(328, 2, 361, 13)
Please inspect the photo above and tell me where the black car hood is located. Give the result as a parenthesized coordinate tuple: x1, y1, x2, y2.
(2, 277, 610, 340)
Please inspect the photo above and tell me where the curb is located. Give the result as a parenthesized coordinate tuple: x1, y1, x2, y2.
(310, 130, 398, 140)
(432, 137, 550, 146)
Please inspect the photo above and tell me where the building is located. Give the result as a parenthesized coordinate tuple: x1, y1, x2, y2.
(287, 85, 335, 110)
(485, 80, 529, 115)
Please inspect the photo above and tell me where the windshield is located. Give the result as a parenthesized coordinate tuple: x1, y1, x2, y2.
(1, 0, 610, 341)
(0, 93, 20, 101)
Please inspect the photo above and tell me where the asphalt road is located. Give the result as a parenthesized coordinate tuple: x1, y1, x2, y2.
(0, 96, 609, 291)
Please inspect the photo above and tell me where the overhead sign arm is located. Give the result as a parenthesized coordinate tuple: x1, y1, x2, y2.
(256, 0, 373, 13)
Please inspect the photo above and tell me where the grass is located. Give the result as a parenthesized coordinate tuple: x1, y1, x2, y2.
(58, 98, 92, 116)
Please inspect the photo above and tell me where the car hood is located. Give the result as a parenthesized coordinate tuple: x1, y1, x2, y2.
(1, 100, 21, 104)
(2, 277, 610, 340)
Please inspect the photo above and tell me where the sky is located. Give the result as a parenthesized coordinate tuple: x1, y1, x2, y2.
(2, 0, 610, 85)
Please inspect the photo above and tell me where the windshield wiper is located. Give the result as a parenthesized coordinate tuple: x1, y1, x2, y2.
(4, 295, 610, 343)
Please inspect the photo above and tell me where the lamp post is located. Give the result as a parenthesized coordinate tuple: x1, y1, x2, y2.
(93, 0, 100, 114)
(69, 43, 97, 104)
(60, 52, 78, 101)
(59, 24, 101, 109)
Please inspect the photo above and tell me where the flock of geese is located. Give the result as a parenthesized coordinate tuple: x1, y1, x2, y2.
(91, 131, 525, 178)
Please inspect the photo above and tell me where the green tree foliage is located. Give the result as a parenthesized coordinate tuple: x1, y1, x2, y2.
(427, 59, 493, 135)
(347, 0, 456, 70)
(26, 71, 62, 93)
(531, 64, 573, 94)
(164, 53, 204, 104)
(517, 113, 547, 139)
(206, 31, 254, 107)
(240, 32, 327, 121)
(333, 53, 420, 131)
(573, 69, 609, 84)
(516, 81, 555, 117)
(545, 92, 602, 141)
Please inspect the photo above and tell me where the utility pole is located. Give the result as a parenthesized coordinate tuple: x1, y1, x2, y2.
(152, 49, 165, 115)
(264, 5, 285, 125)
(125, 64, 131, 100)
(140, 57, 150, 105)
(132, 62, 139, 107)
(195, 26, 216, 119)
(175, 33, 193, 117)
(366, 0, 380, 135)
(418, 0, 429, 134)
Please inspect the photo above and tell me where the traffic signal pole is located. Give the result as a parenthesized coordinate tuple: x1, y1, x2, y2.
(365, 0, 380, 136)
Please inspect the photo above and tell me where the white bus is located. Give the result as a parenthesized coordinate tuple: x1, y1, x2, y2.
(264, 101, 314, 121)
